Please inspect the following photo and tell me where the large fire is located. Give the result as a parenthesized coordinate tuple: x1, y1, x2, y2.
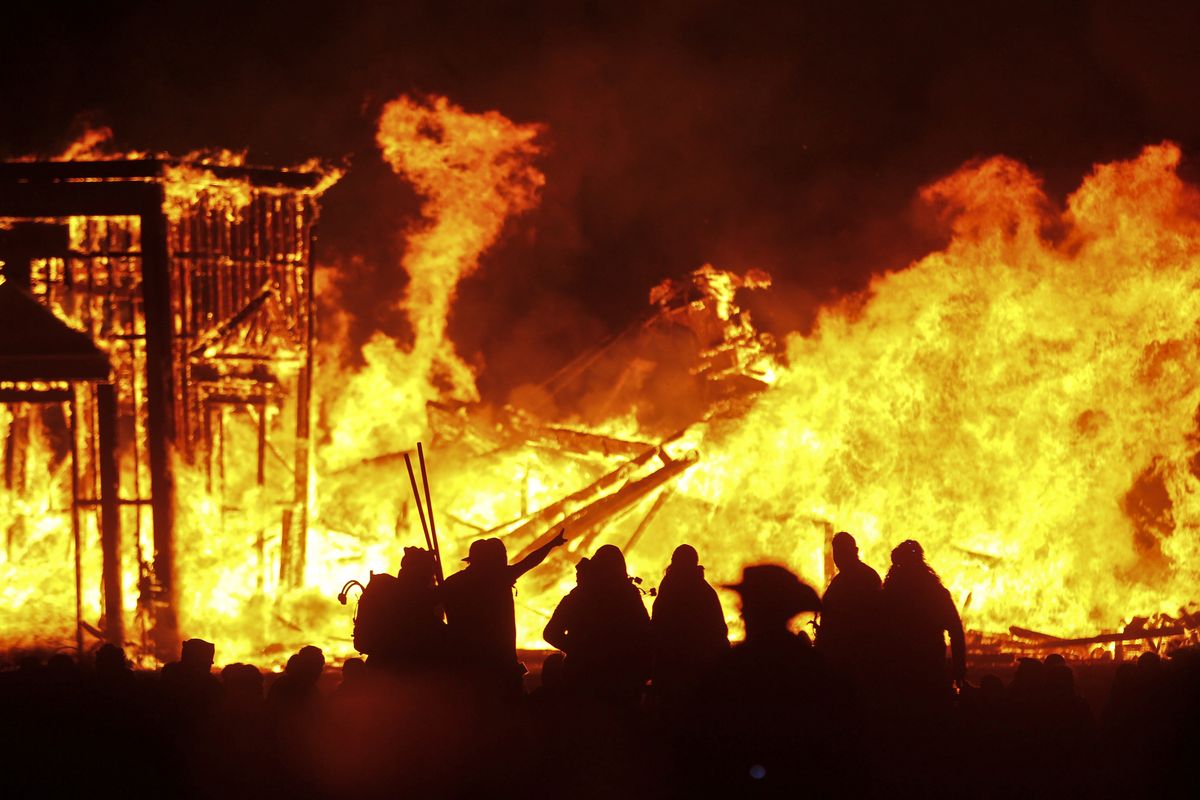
(3, 95, 1200, 665)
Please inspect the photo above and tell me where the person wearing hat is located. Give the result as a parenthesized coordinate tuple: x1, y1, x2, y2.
(723, 563, 822, 645)
(441, 528, 567, 698)
(680, 564, 844, 794)
(161, 638, 223, 725)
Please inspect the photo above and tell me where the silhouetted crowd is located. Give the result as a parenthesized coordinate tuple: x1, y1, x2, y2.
(3, 531, 1199, 798)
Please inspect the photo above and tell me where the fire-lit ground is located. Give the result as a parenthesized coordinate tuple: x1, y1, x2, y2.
(4, 94, 1200, 666)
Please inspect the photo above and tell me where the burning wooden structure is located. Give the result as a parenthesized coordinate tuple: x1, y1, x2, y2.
(0, 156, 338, 657)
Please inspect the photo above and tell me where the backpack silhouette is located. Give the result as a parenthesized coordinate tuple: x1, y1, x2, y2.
(352, 571, 400, 656)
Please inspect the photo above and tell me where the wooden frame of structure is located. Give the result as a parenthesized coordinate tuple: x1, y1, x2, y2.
(0, 157, 338, 658)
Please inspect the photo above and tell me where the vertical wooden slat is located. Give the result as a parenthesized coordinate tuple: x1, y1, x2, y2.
(98, 382, 124, 646)
(139, 188, 180, 661)
(69, 390, 84, 659)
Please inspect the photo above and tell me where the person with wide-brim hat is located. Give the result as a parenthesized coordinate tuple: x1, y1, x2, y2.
(724, 564, 822, 637)
(688, 564, 838, 795)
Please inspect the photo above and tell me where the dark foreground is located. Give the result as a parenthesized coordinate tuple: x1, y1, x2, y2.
(2, 645, 1199, 799)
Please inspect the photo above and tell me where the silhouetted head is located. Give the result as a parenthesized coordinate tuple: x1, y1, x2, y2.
(463, 537, 508, 571)
(671, 544, 699, 569)
(726, 564, 821, 635)
(47, 653, 77, 675)
(666, 543, 702, 579)
(574, 556, 591, 586)
(1137, 650, 1162, 673)
(1012, 657, 1045, 694)
(221, 663, 263, 701)
(400, 546, 437, 582)
(979, 673, 1005, 703)
(831, 531, 859, 572)
(94, 643, 127, 675)
(1046, 659, 1075, 697)
(885, 539, 941, 586)
(181, 639, 215, 672)
(1044, 653, 1066, 668)
(891, 539, 924, 569)
(341, 657, 365, 686)
(290, 645, 325, 685)
(590, 544, 628, 583)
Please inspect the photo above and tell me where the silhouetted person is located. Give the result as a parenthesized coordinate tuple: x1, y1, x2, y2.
(816, 531, 881, 673)
(695, 564, 838, 794)
(221, 662, 265, 711)
(543, 544, 651, 704)
(442, 529, 567, 696)
(651, 544, 728, 711)
(370, 546, 447, 672)
(267, 645, 325, 718)
(878, 540, 966, 711)
(162, 638, 222, 719)
(213, 663, 268, 794)
(90, 643, 139, 711)
(266, 646, 326, 792)
(334, 656, 367, 700)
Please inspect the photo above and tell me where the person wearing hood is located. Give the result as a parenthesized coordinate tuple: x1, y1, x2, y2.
(543, 544, 652, 704)
(651, 544, 728, 711)
(879, 539, 966, 708)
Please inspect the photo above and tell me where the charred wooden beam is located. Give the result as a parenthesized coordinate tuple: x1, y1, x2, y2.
(0, 388, 72, 403)
(0, 158, 330, 190)
(503, 434, 684, 554)
(1023, 627, 1185, 648)
(1008, 626, 1062, 642)
(140, 189, 180, 660)
(186, 283, 274, 358)
(503, 412, 653, 458)
(0, 180, 161, 218)
(97, 382, 124, 646)
(512, 449, 699, 561)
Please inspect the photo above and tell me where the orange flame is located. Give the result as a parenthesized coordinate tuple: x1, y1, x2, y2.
(6, 102, 1200, 665)
(376, 95, 544, 404)
(321, 95, 544, 469)
(676, 142, 1200, 636)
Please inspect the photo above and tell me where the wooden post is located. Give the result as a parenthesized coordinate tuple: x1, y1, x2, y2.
(284, 210, 316, 588)
(140, 191, 180, 660)
(69, 390, 84, 659)
(97, 382, 124, 646)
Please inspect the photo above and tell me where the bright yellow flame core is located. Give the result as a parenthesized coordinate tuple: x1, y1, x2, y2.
(714, 142, 1200, 635)
(6, 104, 1200, 664)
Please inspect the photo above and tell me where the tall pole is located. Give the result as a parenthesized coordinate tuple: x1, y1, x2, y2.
(97, 382, 124, 646)
(286, 199, 316, 588)
(140, 189, 179, 660)
(417, 443, 443, 583)
(69, 391, 84, 659)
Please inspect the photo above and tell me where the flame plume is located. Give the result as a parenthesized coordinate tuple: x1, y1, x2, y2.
(321, 95, 544, 468)
(679, 143, 1200, 636)
(6, 109, 1200, 665)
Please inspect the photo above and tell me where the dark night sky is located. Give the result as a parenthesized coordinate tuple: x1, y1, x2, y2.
(4, 1, 1200, 399)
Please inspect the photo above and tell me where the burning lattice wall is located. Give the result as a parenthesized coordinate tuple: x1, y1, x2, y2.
(0, 157, 338, 659)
